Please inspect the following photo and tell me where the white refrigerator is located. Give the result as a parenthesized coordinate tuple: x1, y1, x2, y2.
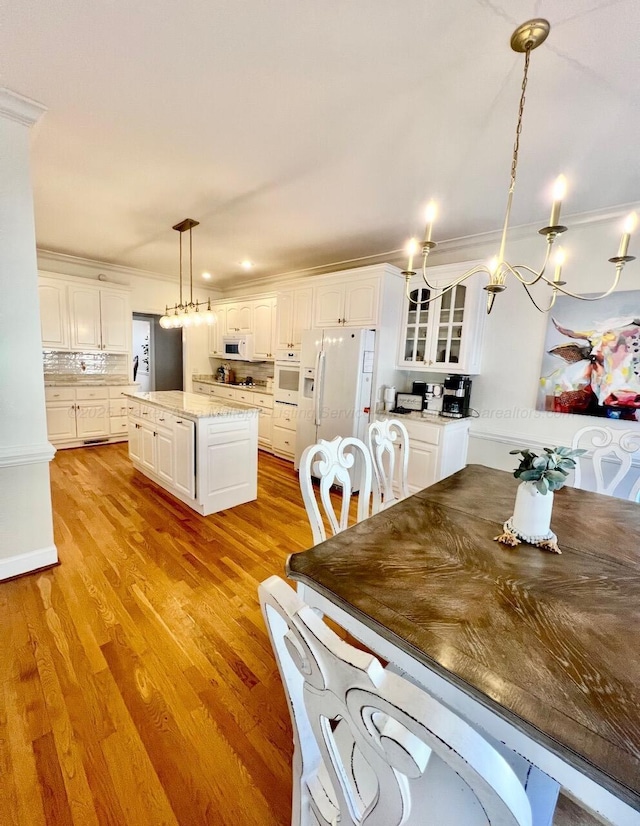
(294, 327, 376, 471)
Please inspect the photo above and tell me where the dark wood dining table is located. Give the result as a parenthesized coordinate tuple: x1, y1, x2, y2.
(286, 464, 640, 825)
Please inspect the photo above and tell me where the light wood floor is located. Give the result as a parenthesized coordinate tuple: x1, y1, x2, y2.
(1, 444, 599, 825)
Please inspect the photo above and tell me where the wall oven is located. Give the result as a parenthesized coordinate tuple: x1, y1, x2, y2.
(274, 349, 301, 404)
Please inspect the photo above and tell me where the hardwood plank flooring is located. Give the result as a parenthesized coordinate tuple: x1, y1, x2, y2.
(0, 444, 599, 825)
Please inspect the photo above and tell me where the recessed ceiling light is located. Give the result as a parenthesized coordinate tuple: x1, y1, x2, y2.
(202, 272, 212, 280)
(241, 260, 253, 270)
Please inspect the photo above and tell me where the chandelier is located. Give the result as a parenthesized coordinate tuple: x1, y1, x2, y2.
(159, 219, 216, 328)
(404, 19, 637, 314)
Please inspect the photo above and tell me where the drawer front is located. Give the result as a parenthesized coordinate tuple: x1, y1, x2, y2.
(45, 386, 75, 402)
(108, 385, 138, 399)
(109, 400, 130, 417)
(110, 416, 129, 436)
(193, 382, 209, 395)
(138, 403, 155, 421)
(154, 409, 174, 427)
(126, 400, 141, 418)
(251, 393, 273, 410)
(209, 385, 227, 398)
(273, 402, 297, 431)
(76, 386, 109, 401)
(399, 418, 442, 446)
(272, 425, 295, 455)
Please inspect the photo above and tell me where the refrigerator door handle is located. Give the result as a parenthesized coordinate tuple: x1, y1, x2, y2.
(314, 349, 326, 427)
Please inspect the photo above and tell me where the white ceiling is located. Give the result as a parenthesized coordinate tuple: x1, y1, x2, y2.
(1, 0, 639, 289)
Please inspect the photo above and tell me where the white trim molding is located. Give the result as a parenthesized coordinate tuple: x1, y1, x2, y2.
(0, 442, 56, 468)
(0, 545, 58, 582)
(0, 88, 47, 126)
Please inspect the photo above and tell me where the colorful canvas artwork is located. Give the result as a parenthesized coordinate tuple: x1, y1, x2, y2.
(537, 290, 640, 421)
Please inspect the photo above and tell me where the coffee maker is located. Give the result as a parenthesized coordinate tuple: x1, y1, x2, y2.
(441, 375, 472, 418)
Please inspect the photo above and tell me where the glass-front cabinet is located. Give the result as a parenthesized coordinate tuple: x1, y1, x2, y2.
(398, 262, 486, 374)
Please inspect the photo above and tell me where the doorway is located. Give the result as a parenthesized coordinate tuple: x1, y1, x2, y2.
(132, 313, 184, 391)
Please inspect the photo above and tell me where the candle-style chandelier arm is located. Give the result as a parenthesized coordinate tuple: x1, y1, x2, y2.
(403, 260, 491, 307)
(400, 19, 637, 315)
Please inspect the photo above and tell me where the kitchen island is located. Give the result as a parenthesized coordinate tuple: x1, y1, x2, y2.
(124, 391, 259, 515)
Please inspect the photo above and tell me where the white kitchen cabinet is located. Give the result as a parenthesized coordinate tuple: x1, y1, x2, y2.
(45, 401, 77, 441)
(45, 384, 136, 448)
(69, 285, 102, 350)
(174, 418, 196, 498)
(380, 415, 470, 495)
(42, 277, 131, 354)
(313, 277, 379, 328)
(397, 262, 485, 374)
(276, 287, 313, 349)
(127, 396, 252, 516)
(155, 421, 175, 485)
(39, 280, 70, 349)
(272, 400, 297, 459)
(100, 290, 131, 352)
(75, 401, 110, 440)
(128, 420, 142, 462)
(252, 296, 276, 359)
(140, 423, 156, 472)
(208, 303, 226, 356)
(225, 301, 253, 333)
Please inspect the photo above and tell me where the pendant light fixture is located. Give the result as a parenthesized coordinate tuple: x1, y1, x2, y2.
(159, 219, 216, 328)
(403, 19, 637, 314)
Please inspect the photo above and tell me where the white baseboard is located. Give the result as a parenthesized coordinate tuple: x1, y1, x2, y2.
(0, 545, 58, 581)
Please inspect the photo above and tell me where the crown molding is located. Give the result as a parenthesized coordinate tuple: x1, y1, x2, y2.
(38, 202, 638, 298)
(0, 88, 47, 126)
(37, 248, 176, 284)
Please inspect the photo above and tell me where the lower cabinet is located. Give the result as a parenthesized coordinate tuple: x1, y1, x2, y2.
(272, 401, 297, 460)
(129, 406, 196, 499)
(45, 384, 137, 448)
(379, 415, 470, 494)
(128, 401, 256, 515)
(194, 382, 274, 452)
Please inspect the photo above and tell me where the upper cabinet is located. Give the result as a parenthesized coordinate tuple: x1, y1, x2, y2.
(397, 263, 486, 374)
(39, 280, 70, 349)
(276, 286, 313, 349)
(208, 303, 226, 357)
(225, 301, 253, 333)
(313, 276, 379, 328)
(252, 296, 276, 359)
(39, 275, 131, 353)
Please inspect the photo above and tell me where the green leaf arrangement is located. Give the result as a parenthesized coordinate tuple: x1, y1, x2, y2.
(509, 446, 587, 495)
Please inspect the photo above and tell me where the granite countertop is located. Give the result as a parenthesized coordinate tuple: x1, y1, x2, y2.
(378, 410, 470, 426)
(44, 377, 138, 387)
(193, 375, 273, 395)
(124, 391, 260, 419)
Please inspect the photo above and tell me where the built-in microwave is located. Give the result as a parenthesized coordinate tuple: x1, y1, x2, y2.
(222, 334, 254, 361)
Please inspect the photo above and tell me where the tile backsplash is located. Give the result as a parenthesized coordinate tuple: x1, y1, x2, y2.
(208, 358, 274, 383)
(43, 351, 130, 379)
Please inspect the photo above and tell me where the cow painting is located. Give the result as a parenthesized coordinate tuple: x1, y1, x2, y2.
(538, 295, 640, 421)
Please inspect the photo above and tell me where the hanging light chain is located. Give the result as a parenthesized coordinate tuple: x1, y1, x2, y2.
(509, 44, 531, 195)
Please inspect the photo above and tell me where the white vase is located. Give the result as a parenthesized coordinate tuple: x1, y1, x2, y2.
(511, 481, 554, 539)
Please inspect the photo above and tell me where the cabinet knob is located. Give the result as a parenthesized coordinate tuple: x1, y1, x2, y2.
(176, 420, 183, 424)
(153, 431, 157, 437)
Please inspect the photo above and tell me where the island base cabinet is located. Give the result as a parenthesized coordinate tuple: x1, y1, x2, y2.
(128, 398, 257, 516)
(197, 416, 258, 515)
(174, 419, 195, 499)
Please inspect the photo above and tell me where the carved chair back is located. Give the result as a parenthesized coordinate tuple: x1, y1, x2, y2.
(299, 436, 372, 546)
(368, 419, 410, 513)
(260, 576, 533, 826)
(571, 426, 640, 501)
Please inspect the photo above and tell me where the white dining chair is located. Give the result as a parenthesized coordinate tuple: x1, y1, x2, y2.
(299, 435, 372, 546)
(368, 418, 410, 513)
(571, 426, 640, 501)
(259, 575, 535, 826)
